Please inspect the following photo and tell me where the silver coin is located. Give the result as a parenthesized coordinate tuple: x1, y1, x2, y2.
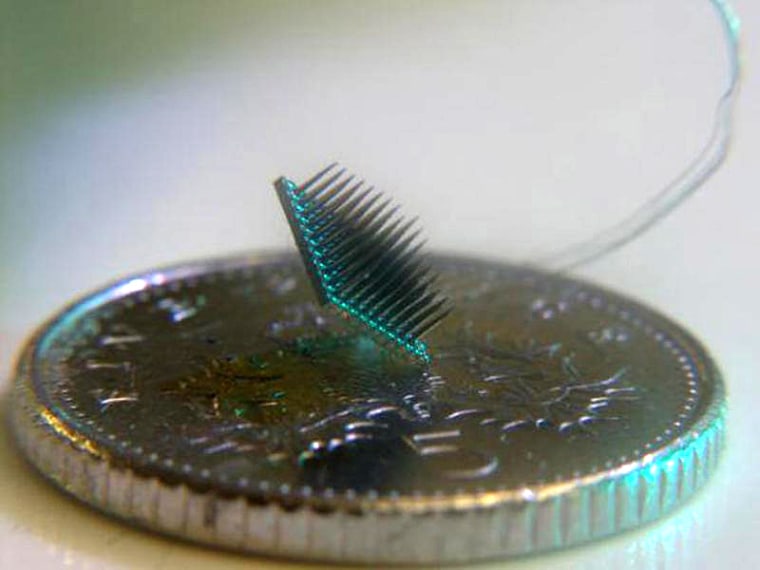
(11, 253, 724, 564)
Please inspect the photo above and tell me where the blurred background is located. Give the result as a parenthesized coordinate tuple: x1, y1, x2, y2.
(1, 1, 757, 569)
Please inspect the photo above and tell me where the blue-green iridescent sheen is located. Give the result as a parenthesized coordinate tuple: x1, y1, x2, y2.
(282, 179, 430, 361)
(713, 0, 741, 39)
(637, 404, 725, 521)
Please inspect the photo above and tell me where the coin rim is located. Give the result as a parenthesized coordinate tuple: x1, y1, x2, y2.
(9, 252, 727, 562)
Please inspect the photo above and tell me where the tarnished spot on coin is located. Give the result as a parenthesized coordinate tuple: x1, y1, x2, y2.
(11, 254, 724, 564)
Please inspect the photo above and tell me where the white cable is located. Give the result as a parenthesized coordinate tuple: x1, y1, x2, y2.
(537, 0, 741, 272)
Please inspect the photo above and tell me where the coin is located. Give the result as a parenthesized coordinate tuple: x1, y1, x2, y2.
(11, 253, 724, 564)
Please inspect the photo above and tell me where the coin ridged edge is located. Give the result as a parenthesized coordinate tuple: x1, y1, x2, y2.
(9, 255, 727, 564)
(10, 367, 726, 563)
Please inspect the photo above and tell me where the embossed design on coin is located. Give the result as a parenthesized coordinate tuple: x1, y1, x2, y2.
(11, 254, 725, 564)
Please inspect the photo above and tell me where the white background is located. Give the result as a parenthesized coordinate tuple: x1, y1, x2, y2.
(1, 1, 757, 568)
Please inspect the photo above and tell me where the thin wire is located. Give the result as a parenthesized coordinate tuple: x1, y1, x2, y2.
(536, 0, 741, 272)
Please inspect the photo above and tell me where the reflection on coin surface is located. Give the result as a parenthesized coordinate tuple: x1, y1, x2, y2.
(11, 253, 725, 564)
